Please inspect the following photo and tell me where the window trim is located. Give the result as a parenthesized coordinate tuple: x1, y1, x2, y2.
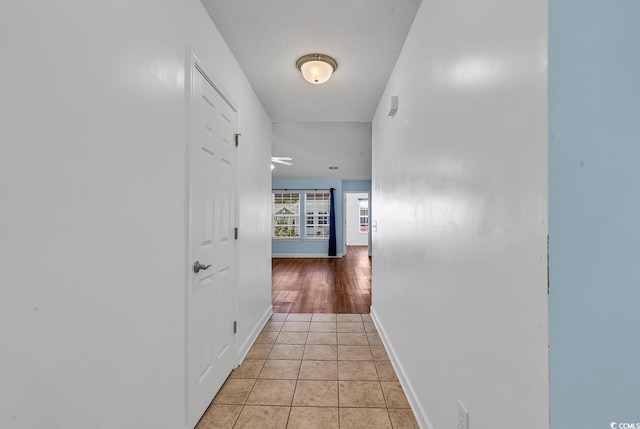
(304, 191, 331, 240)
(272, 191, 301, 239)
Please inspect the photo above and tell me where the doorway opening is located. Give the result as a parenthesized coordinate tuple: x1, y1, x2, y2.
(344, 192, 370, 252)
(270, 190, 372, 314)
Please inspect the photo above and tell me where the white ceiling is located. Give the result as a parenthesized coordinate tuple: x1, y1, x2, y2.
(200, 0, 422, 122)
(272, 122, 372, 179)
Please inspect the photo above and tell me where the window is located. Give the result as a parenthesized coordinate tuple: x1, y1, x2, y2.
(272, 192, 300, 238)
(305, 191, 331, 239)
(359, 199, 369, 233)
(272, 190, 333, 240)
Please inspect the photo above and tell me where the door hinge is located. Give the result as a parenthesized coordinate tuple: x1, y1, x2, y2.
(233, 321, 237, 334)
(234, 227, 238, 240)
(234, 133, 241, 147)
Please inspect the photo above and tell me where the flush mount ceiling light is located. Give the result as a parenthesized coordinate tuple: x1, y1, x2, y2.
(296, 54, 338, 84)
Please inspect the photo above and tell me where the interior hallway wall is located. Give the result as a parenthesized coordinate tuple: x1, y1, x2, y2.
(549, 0, 640, 426)
(0, 1, 272, 428)
(371, 0, 548, 428)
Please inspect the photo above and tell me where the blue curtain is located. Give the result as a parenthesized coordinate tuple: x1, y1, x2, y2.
(328, 188, 337, 256)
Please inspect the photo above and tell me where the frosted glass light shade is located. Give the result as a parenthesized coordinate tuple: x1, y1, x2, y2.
(300, 60, 333, 84)
(296, 54, 337, 85)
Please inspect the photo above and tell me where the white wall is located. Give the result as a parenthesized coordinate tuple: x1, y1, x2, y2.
(371, 0, 548, 428)
(0, 1, 272, 428)
(237, 112, 273, 359)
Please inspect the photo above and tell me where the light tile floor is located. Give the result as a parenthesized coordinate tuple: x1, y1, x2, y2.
(196, 313, 419, 429)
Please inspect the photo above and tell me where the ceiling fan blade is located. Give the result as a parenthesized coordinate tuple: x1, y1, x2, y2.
(271, 157, 292, 161)
(272, 159, 293, 166)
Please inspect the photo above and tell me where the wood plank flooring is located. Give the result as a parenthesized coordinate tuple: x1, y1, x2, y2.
(272, 246, 371, 314)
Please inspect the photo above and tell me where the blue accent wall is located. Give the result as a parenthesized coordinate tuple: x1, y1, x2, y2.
(549, 1, 640, 426)
(272, 179, 371, 256)
(342, 180, 372, 192)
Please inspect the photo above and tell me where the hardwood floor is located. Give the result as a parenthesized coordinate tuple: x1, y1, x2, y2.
(272, 246, 371, 314)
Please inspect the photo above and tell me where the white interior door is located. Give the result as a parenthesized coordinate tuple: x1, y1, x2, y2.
(187, 63, 237, 428)
(345, 192, 369, 246)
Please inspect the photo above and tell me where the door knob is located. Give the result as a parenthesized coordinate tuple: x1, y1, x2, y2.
(193, 261, 212, 273)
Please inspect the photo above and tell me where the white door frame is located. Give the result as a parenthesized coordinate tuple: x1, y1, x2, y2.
(342, 191, 370, 254)
(184, 50, 239, 429)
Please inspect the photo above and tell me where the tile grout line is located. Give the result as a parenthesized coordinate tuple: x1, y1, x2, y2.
(230, 403, 243, 429)
(230, 313, 411, 428)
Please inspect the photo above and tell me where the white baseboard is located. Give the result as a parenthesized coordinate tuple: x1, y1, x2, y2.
(237, 305, 273, 365)
(370, 306, 434, 429)
(272, 253, 345, 258)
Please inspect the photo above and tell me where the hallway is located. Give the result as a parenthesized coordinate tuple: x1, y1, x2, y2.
(196, 313, 418, 429)
(5, 0, 633, 427)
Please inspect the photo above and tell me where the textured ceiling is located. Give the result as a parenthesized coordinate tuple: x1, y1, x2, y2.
(201, 0, 421, 122)
(271, 122, 372, 179)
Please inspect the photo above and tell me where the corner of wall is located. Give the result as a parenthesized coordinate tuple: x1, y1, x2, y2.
(371, 307, 434, 429)
(237, 306, 273, 364)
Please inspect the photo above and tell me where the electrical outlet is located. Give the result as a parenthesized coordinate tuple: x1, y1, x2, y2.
(458, 401, 469, 429)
